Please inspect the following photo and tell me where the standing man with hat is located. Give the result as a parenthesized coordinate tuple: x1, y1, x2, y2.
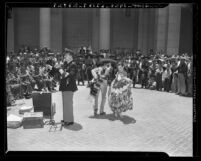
(59, 52, 78, 126)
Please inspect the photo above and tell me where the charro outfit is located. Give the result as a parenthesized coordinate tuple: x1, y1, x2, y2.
(91, 66, 110, 115)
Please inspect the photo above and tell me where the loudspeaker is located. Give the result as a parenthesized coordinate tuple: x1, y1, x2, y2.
(32, 92, 55, 118)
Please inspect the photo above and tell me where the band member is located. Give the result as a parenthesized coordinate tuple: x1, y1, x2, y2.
(177, 57, 188, 96)
(42, 65, 54, 92)
(162, 64, 172, 92)
(33, 64, 45, 91)
(6, 68, 18, 103)
(91, 62, 112, 116)
(171, 59, 178, 93)
(186, 58, 192, 97)
(108, 62, 133, 118)
(6, 76, 15, 106)
(19, 64, 32, 95)
(27, 63, 36, 90)
(131, 59, 139, 88)
(155, 62, 163, 91)
(77, 62, 85, 86)
(140, 58, 149, 88)
(59, 52, 78, 126)
(8, 68, 22, 99)
(85, 55, 93, 86)
(79, 46, 86, 55)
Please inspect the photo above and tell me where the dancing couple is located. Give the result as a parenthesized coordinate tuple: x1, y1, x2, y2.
(91, 61, 133, 118)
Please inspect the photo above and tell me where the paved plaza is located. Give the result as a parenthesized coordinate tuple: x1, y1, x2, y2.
(7, 84, 193, 156)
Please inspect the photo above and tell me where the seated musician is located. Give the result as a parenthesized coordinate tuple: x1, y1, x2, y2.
(26, 63, 36, 90)
(33, 64, 45, 91)
(6, 76, 15, 106)
(7, 69, 22, 99)
(42, 64, 54, 92)
(77, 62, 85, 86)
(46, 63, 59, 90)
(54, 61, 62, 83)
(20, 64, 33, 95)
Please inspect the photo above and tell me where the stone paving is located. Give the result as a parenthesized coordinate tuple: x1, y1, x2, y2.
(7, 83, 193, 156)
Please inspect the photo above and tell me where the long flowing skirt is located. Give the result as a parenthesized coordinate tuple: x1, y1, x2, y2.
(108, 77, 133, 113)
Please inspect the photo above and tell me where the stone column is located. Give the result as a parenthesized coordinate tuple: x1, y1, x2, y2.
(138, 9, 149, 54)
(40, 8, 51, 49)
(92, 8, 100, 51)
(147, 9, 157, 51)
(51, 8, 62, 53)
(99, 8, 110, 50)
(156, 6, 169, 54)
(166, 4, 182, 55)
(7, 10, 14, 53)
(137, 9, 143, 52)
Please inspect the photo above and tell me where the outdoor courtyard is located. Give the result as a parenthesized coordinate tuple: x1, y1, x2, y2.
(7, 84, 192, 156)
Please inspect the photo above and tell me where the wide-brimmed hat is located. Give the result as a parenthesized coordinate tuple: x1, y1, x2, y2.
(163, 64, 167, 68)
(180, 56, 186, 60)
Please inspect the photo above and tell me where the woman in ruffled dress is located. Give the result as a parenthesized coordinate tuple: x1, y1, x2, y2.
(108, 62, 133, 118)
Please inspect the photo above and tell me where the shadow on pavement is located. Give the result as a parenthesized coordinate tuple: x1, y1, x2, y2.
(63, 122, 83, 131)
(89, 113, 136, 125)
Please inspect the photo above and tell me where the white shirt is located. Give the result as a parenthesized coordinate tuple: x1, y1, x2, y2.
(91, 66, 111, 79)
(162, 69, 172, 81)
(91, 67, 102, 79)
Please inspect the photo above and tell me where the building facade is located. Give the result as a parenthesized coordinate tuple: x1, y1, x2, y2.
(7, 4, 193, 55)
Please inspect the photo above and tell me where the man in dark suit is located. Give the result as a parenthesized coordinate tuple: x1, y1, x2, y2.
(85, 55, 93, 86)
(59, 52, 78, 126)
(79, 46, 86, 55)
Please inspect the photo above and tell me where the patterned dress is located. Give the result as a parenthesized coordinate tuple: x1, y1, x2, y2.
(108, 72, 133, 113)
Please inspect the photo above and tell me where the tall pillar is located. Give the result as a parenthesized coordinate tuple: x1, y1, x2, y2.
(40, 8, 51, 49)
(92, 8, 100, 51)
(138, 9, 149, 54)
(179, 5, 193, 54)
(7, 10, 14, 53)
(51, 8, 62, 53)
(156, 6, 169, 54)
(142, 9, 149, 54)
(166, 4, 182, 55)
(99, 8, 110, 50)
(138, 9, 143, 52)
(147, 9, 157, 51)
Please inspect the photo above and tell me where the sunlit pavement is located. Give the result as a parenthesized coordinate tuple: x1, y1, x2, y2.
(7, 83, 192, 156)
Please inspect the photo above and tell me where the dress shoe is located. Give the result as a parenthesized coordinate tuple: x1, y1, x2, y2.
(100, 112, 106, 115)
(64, 122, 74, 126)
(94, 109, 98, 116)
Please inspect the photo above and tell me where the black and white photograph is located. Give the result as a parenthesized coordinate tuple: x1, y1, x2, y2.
(5, 2, 196, 157)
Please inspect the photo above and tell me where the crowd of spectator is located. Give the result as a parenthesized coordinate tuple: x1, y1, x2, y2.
(6, 45, 193, 106)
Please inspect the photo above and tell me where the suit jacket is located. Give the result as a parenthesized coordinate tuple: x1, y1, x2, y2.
(177, 63, 188, 75)
(59, 61, 78, 92)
